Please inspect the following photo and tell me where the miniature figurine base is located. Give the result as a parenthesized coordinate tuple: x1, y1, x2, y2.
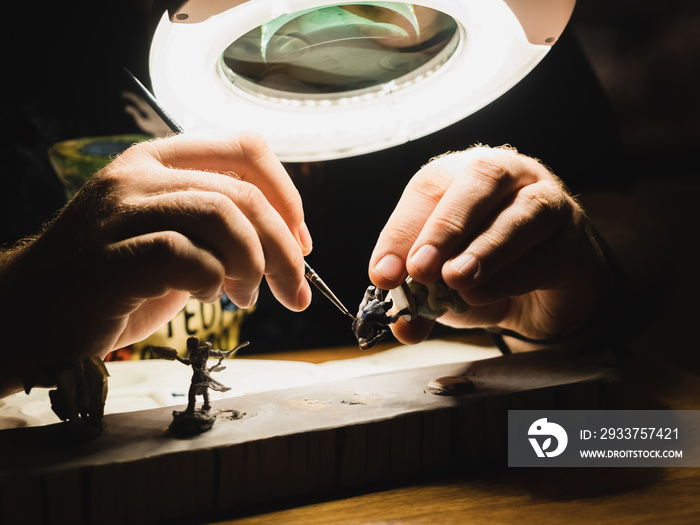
(169, 408, 216, 436)
(425, 376, 475, 396)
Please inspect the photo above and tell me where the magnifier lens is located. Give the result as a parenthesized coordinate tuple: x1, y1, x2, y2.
(221, 3, 459, 98)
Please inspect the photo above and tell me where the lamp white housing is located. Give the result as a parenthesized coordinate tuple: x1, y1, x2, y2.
(150, 0, 576, 161)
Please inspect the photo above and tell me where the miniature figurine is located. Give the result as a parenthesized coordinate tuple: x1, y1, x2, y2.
(23, 356, 109, 435)
(153, 337, 249, 436)
(351, 285, 406, 350)
(352, 277, 468, 350)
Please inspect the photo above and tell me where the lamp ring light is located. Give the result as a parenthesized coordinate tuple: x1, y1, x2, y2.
(150, 0, 576, 162)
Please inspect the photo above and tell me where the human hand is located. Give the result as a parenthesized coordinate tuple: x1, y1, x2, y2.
(0, 132, 311, 392)
(368, 146, 607, 348)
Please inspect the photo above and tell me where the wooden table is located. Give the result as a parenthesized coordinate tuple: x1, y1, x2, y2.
(2, 336, 696, 525)
(215, 344, 700, 525)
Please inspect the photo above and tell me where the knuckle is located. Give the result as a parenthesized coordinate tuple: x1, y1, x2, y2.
(148, 231, 185, 257)
(411, 176, 450, 207)
(520, 182, 569, 221)
(477, 228, 509, 252)
(91, 140, 162, 193)
(523, 187, 553, 215)
(235, 181, 266, 212)
(430, 213, 466, 240)
(91, 163, 126, 192)
(198, 192, 234, 223)
(116, 138, 164, 167)
(379, 219, 422, 248)
(122, 138, 154, 156)
(276, 186, 304, 226)
(235, 132, 270, 161)
(411, 165, 453, 193)
(467, 157, 512, 188)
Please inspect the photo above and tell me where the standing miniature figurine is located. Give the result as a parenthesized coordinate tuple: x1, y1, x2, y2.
(153, 337, 249, 436)
(352, 277, 468, 350)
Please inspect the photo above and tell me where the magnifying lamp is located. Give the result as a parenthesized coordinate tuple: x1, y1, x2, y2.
(150, 0, 576, 162)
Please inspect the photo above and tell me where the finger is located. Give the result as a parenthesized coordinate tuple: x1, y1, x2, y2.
(457, 249, 557, 307)
(456, 228, 602, 314)
(369, 147, 540, 289)
(93, 232, 226, 355)
(104, 190, 261, 268)
(106, 187, 310, 311)
(390, 315, 435, 345)
(101, 190, 264, 308)
(437, 300, 511, 330)
(101, 231, 227, 312)
(223, 181, 310, 311)
(406, 149, 543, 283)
(369, 162, 455, 289)
(442, 179, 574, 291)
(130, 132, 313, 253)
(111, 291, 191, 352)
(439, 263, 598, 340)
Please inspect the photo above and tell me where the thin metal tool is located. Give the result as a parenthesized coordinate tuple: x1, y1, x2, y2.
(124, 68, 355, 320)
(304, 262, 355, 320)
(124, 69, 184, 133)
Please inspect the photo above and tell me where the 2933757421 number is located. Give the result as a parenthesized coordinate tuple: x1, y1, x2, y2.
(600, 427, 679, 440)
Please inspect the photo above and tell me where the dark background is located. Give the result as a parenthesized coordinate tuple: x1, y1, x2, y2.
(3, 1, 699, 366)
(571, 1, 700, 373)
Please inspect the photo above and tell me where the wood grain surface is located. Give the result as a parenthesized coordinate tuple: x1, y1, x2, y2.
(0, 345, 618, 525)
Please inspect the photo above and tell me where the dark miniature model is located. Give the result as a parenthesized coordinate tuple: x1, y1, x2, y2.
(352, 277, 468, 350)
(154, 337, 249, 436)
(352, 285, 408, 350)
(23, 356, 109, 436)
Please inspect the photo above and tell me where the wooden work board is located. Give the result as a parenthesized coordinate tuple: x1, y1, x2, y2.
(0, 349, 617, 525)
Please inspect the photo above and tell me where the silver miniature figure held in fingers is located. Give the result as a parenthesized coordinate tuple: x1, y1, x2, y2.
(352, 277, 468, 350)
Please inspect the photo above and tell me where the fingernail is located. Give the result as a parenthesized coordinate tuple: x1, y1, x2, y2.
(298, 221, 313, 254)
(448, 252, 479, 280)
(374, 254, 405, 282)
(410, 244, 441, 277)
